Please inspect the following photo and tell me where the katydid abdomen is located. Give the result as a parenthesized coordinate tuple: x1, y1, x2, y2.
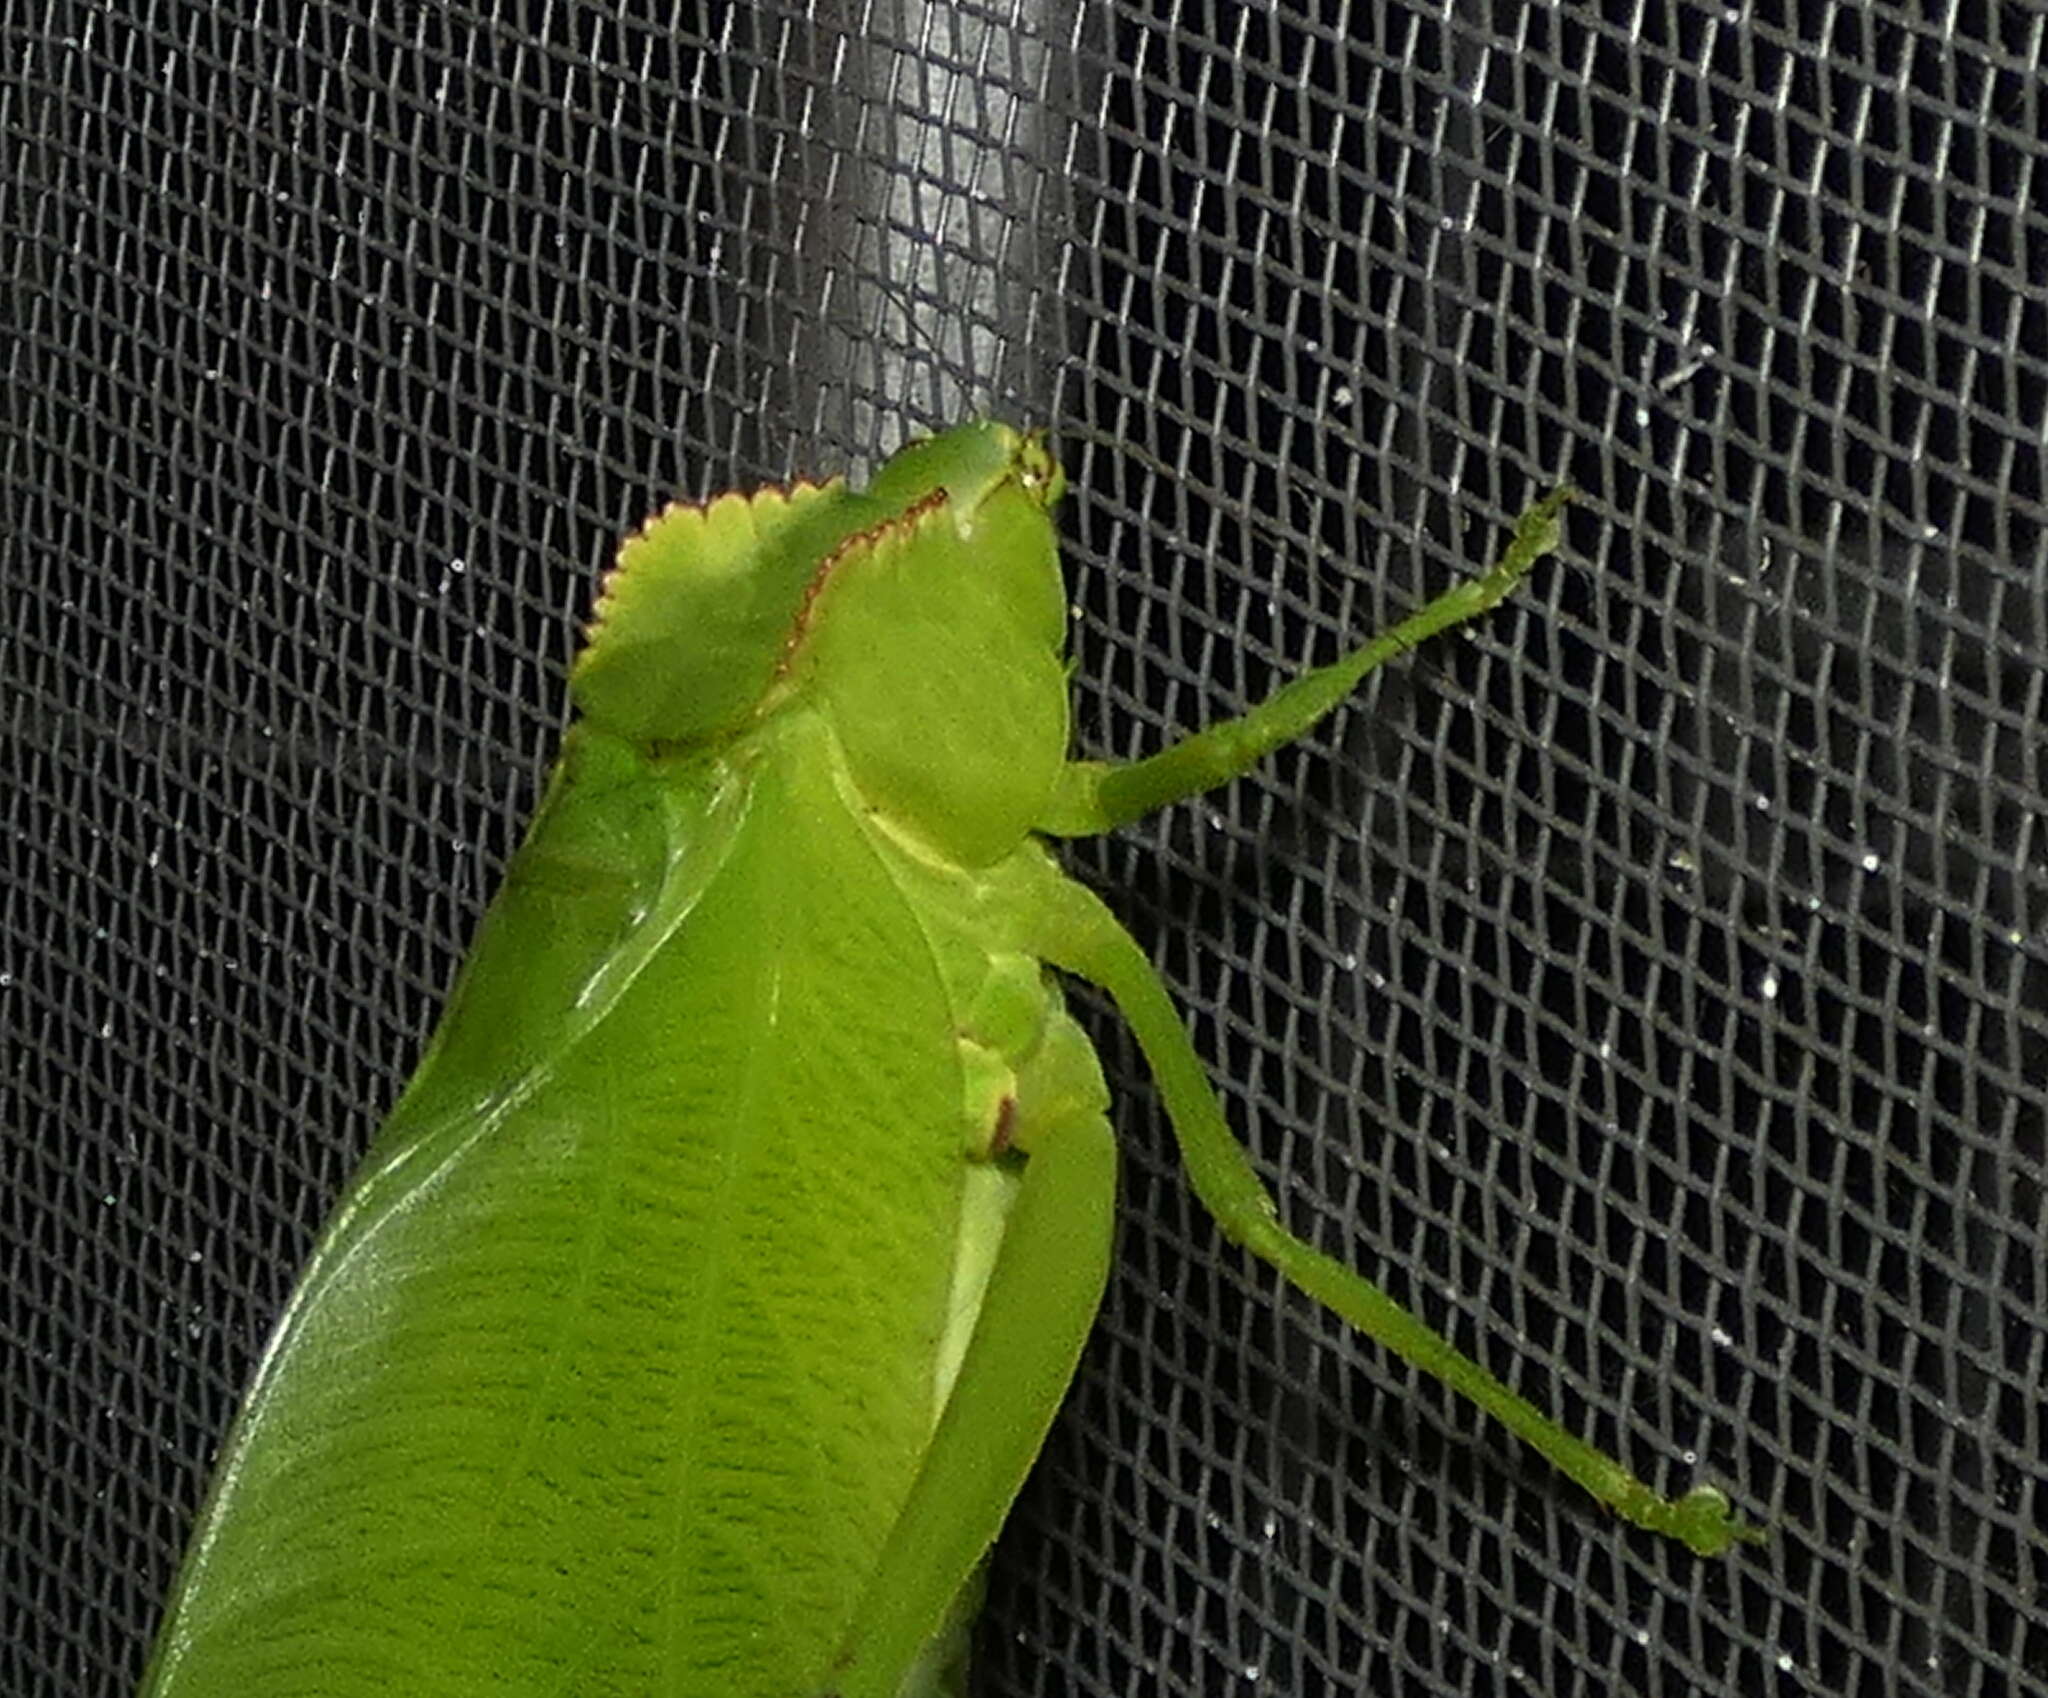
(143, 711, 1068, 1697)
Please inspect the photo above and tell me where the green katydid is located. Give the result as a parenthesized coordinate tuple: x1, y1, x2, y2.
(139, 421, 1760, 1698)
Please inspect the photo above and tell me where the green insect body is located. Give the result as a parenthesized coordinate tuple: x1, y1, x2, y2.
(140, 423, 1757, 1698)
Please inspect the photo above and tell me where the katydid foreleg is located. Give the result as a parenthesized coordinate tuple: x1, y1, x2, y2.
(1037, 488, 1574, 837)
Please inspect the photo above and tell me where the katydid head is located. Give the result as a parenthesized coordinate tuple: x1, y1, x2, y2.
(789, 420, 1074, 868)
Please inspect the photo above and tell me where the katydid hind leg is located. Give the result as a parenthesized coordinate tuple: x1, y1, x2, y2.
(1019, 870, 1763, 1557)
(1036, 488, 1571, 836)
(820, 1103, 1117, 1698)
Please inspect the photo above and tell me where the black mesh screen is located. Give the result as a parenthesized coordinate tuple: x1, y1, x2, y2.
(5, 3, 2043, 1695)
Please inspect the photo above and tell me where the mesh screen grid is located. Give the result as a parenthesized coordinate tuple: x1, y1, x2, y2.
(3, 2, 2042, 1696)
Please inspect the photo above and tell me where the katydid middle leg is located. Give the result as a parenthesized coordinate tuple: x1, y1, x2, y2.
(1011, 852, 1760, 1555)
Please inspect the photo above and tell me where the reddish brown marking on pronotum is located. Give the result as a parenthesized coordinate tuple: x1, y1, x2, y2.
(989, 1095, 1018, 1158)
(581, 477, 843, 646)
(775, 487, 950, 681)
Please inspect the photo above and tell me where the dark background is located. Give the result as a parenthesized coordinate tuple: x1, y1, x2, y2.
(4, 2, 2042, 1694)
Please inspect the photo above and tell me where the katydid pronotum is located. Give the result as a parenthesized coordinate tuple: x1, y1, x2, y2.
(140, 422, 1760, 1698)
